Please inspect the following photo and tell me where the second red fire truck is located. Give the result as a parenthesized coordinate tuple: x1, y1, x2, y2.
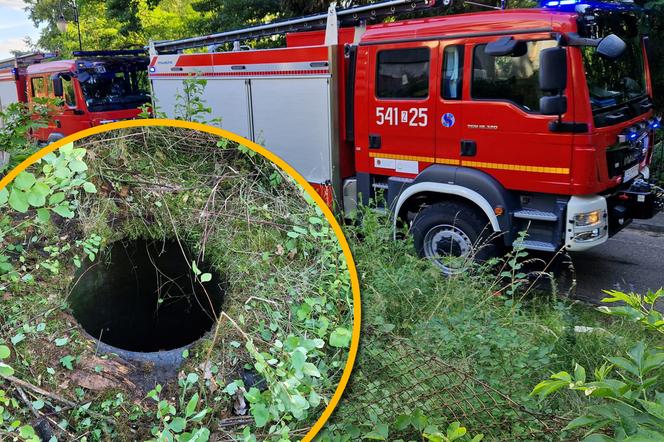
(0, 50, 150, 142)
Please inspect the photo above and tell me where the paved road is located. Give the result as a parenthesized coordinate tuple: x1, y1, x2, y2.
(569, 227, 664, 305)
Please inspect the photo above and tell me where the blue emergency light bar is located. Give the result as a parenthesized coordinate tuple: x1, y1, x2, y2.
(540, 0, 640, 11)
(72, 49, 146, 57)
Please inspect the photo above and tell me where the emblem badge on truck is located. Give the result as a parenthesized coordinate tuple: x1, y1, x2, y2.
(441, 113, 455, 128)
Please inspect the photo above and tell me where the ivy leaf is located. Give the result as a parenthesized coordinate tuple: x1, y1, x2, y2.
(49, 192, 66, 205)
(8, 188, 29, 213)
(168, 416, 187, 433)
(68, 159, 88, 172)
(329, 327, 352, 348)
(83, 182, 97, 193)
(200, 273, 212, 283)
(13, 172, 36, 190)
(302, 362, 321, 378)
(364, 423, 389, 440)
(60, 355, 75, 370)
(36, 208, 51, 223)
(27, 183, 50, 207)
(54, 337, 68, 347)
(0, 345, 10, 359)
(0, 362, 14, 377)
(251, 403, 270, 428)
(0, 187, 8, 205)
(291, 348, 306, 371)
(52, 204, 75, 219)
(11, 333, 25, 345)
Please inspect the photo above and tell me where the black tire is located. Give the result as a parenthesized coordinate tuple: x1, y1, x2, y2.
(47, 133, 65, 144)
(411, 201, 499, 274)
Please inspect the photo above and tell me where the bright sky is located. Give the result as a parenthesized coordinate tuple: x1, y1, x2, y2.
(0, 0, 41, 60)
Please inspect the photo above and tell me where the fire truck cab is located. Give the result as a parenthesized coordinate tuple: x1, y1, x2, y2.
(24, 50, 150, 142)
(349, 4, 660, 272)
(149, 0, 661, 273)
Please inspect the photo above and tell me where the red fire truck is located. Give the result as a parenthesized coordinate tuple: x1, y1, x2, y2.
(1, 50, 150, 142)
(0, 52, 53, 123)
(151, 0, 660, 273)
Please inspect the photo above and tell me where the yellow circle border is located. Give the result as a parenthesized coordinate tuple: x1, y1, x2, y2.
(0, 119, 361, 441)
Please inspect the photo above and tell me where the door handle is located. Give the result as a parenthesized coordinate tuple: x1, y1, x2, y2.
(369, 134, 382, 150)
(55, 120, 62, 128)
(461, 140, 476, 157)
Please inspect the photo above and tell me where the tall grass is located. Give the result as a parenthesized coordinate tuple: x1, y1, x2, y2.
(326, 206, 662, 440)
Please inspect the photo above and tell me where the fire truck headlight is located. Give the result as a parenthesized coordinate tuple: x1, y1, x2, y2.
(574, 210, 602, 227)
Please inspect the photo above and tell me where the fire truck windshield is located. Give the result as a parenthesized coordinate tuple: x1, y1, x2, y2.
(79, 67, 150, 112)
(580, 12, 648, 121)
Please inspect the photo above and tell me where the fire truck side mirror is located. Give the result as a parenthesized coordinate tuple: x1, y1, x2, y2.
(539, 47, 568, 117)
(485, 36, 526, 57)
(51, 76, 64, 98)
(596, 34, 627, 60)
(539, 47, 567, 92)
(540, 96, 567, 116)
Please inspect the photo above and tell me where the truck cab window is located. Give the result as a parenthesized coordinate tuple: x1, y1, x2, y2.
(31, 77, 47, 98)
(471, 40, 557, 112)
(376, 47, 430, 99)
(62, 76, 76, 107)
(442, 45, 464, 100)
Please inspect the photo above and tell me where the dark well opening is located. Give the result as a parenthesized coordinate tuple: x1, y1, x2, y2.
(69, 239, 224, 353)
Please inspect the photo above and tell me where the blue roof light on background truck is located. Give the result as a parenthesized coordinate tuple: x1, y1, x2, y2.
(540, 0, 640, 11)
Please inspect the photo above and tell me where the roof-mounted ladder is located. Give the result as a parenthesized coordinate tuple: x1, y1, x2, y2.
(150, 0, 444, 54)
(0, 52, 56, 71)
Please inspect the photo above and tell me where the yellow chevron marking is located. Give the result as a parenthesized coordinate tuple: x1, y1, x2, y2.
(368, 152, 570, 175)
(369, 152, 435, 163)
(436, 157, 461, 166)
(461, 160, 569, 175)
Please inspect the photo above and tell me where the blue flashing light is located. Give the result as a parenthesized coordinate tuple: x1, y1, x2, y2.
(628, 131, 638, 141)
(10, 68, 17, 75)
(540, 0, 641, 12)
(149, 66, 156, 73)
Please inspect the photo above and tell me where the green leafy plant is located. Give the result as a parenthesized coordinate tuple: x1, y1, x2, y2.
(598, 289, 664, 335)
(173, 76, 220, 125)
(318, 410, 483, 442)
(146, 384, 210, 442)
(0, 143, 98, 281)
(0, 345, 39, 441)
(532, 289, 664, 441)
(532, 341, 664, 441)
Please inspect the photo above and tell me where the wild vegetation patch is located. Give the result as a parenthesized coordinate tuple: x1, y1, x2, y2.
(318, 207, 664, 441)
(0, 125, 353, 441)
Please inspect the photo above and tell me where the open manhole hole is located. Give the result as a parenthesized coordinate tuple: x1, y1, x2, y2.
(69, 239, 224, 353)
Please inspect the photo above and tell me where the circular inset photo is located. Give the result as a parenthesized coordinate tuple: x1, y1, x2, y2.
(0, 121, 359, 441)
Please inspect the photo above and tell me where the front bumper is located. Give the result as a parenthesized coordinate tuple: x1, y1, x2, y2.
(607, 179, 660, 236)
(564, 179, 660, 252)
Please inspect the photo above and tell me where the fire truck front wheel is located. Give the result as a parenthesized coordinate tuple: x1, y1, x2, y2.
(411, 201, 499, 275)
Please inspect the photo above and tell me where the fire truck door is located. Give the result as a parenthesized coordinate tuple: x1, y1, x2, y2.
(53, 75, 90, 136)
(28, 75, 55, 141)
(459, 38, 573, 191)
(435, 42, 466, 165)
(365, 41, 439, 177)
